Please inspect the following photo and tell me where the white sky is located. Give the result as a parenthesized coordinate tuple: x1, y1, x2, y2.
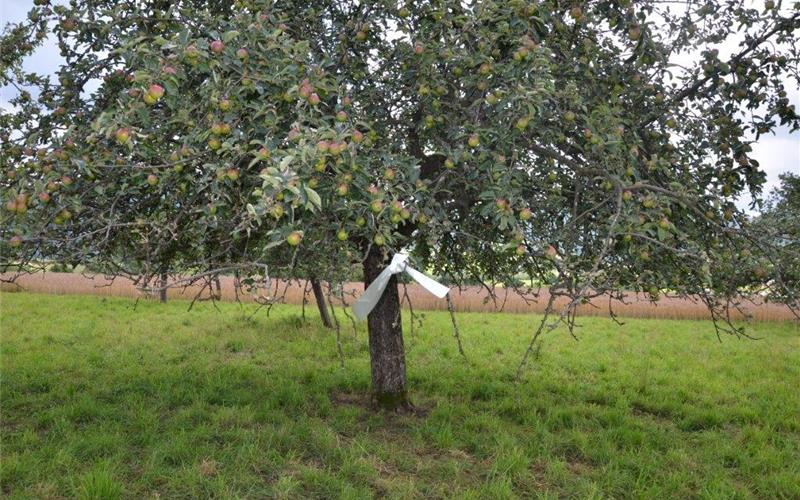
(1, 0, 797, 211)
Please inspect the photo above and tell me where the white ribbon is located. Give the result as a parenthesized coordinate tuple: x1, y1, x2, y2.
(352, 253, 449, 320)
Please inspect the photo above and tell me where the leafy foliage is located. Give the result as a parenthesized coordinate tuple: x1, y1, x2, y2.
(750, 173, 800, 307)
(1, 0, 799, 330)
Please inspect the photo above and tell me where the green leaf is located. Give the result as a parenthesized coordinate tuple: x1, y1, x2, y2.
(222, 30, 240, 42)
(304, 186, 321, 210)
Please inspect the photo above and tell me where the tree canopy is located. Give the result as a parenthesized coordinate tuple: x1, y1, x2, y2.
(2, 0, 799, 407)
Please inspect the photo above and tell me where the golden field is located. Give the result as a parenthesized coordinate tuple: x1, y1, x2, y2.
(1, 271, 795, 321)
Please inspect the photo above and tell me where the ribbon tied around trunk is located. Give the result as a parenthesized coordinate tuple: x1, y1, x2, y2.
(352, 253, 449, 320)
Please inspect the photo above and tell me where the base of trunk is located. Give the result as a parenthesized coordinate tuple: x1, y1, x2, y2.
(372, 390, 413, 412)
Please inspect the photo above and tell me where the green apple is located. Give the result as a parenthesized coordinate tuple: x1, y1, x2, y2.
(115, 128, 131, 145)
(270, 204, 284, 219)
(286, 231, 302, 246)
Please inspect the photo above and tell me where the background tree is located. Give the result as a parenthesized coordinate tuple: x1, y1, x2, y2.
(748, 173, 800, 308)
(2, 0, 799, 410)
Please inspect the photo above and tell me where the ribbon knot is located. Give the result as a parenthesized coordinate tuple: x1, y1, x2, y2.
(386, 253, 409, 274)
(352, 252, 449, 320)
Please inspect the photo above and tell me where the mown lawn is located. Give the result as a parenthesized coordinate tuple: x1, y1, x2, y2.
(1, 292, 798, 499)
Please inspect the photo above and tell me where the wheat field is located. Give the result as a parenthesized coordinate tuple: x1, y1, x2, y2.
(1, 271, 795, 321)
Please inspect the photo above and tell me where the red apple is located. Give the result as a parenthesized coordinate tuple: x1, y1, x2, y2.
(299, 80, 312, 98)
(148, 84, 164, 99)
(210, 40, 224, 54)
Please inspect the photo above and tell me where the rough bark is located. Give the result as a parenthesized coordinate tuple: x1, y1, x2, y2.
(363, 247, 411, 411)
(159, 271, 168, 303)
(311, 278, 334, 329)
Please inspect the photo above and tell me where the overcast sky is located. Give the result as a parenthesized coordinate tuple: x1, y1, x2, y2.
(1, 0, 797, 211)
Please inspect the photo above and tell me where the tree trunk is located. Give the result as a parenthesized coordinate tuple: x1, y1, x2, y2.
(363, 247, 411, 411)
(159, 271, 168, 303)
(214, 276, 221, 300)
(311, 278, 334, 329)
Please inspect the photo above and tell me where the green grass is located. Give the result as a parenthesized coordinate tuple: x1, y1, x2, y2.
(1, 292, 798, 499)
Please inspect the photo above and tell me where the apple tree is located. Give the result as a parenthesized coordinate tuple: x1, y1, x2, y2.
(2, 0, 799, 410)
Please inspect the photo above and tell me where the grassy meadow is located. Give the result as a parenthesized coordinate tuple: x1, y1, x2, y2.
(1, 292, 799, 498)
